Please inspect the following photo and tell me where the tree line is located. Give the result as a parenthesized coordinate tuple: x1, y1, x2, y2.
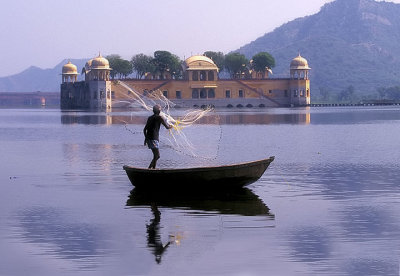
(316, 85, 400, 103)
(105, 50, 275, 80)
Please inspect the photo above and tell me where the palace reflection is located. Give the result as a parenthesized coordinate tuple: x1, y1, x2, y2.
(61, 110, 311, 126)
(61, 113, 113, 125)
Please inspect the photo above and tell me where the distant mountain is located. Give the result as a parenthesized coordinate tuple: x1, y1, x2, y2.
(237, 0, 400, 96)
(0, 59, 87, 92)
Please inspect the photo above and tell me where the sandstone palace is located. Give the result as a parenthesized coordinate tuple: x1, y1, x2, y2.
(60, 54, 310, 110)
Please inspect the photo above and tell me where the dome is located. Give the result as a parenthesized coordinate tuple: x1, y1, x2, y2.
(290, 54, 310, 70)
(91, 54, 110, 69)
(183, 55, 218, 71)
(62, 61, 78, 75)
(85, 59, 93, 70)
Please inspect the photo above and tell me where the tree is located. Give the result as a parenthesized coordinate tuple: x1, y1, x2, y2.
(318, 87, 331, 102)
(118, 59, 133, 79)
(377, 87, 386, 100)
(385, 86, 400, 100)
(224, 53, 248, 79)
(131, 54, 154, 79)
(106, 54, 121, 79)
(203, 51, 225, 72)
(106, 54, 133, 79)
(337, 85, 358, 103)
(169, 53, 183, 79)
(153, 50, 182, 79)
(251, 52, 275, 72)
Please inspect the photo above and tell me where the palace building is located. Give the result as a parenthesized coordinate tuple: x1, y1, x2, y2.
(60, 54, 310, 110)
(60, 55, 112, 110)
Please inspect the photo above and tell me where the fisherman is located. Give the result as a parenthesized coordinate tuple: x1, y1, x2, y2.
(144, 104, 172, 169)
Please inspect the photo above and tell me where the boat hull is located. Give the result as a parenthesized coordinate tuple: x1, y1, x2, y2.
(123, 156, 274, 190)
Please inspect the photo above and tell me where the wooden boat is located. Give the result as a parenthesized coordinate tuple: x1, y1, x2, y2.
(123, 156, 274, 190)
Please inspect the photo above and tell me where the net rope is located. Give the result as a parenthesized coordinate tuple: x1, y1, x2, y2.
(115, 81, 222, 161)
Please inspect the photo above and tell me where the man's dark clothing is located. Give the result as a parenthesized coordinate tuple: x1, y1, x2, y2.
(144, 114, 170, 169)
(144, 114, 169, 141)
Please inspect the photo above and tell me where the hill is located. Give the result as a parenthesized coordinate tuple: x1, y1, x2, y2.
(0, 59, 87, 92)
(237, 0, 400, 99)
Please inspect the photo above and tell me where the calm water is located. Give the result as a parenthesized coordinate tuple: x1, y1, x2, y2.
(1, 106, 400, 276)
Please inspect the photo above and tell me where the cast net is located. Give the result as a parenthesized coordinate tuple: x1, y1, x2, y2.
(116, 81, 221, 160)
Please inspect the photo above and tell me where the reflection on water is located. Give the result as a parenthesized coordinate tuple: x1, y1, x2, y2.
(14, 206, 107, 268)
(146, 204, 170, 264)
(61, 113, 114, 125)
(2, 107, 400, 275)
(60, 106, 400, 127)
(286, 226, 331, 262)
(61, 110, 311, 125)
(127, 188, 273, 217)
(127, 188, 274, 264)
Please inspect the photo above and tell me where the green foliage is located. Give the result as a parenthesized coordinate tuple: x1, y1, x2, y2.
(251, 52, 275, 72)
(131, 54, 155, 79)
(224, 53, 249, 78)
(118, 59, 133, 78)
(106, 54, 133, 79)
(153, 51, 182, 79)
(203, 51, 225, 72)
(169, 54, 183, 79)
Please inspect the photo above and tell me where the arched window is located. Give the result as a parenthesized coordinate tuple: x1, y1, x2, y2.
(192, 71, 198, 81)
(200, 71, 206, 81)
(200, 89, 207, 98)
(208, 89, 215, 98)
(208, 71, 214, 81)
(192, 89, 199, 98)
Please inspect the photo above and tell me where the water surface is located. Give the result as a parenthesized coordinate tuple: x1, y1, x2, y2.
(1, 106, 399, 275)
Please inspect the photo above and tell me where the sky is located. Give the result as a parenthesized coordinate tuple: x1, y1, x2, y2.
(0, 0, 399, 77)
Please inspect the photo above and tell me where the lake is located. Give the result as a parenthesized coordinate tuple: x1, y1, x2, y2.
(1, 106, 399, 276)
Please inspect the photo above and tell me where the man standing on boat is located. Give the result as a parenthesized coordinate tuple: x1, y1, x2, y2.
(144, 104, 172, 169)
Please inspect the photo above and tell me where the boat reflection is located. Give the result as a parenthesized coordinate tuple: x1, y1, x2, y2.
(127, 187, 274, 217)
(127, 188, 274, 264)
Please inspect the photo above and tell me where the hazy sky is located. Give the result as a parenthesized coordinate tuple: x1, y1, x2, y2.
(0, 0, 398, 77)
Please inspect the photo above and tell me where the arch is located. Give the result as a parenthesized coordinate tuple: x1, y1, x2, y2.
(200, 71, 207, 81)
(200, 89, 207, 99)
(192, 89, 199, 98)
(227, 104, 233, 108)
(192, 71, 198, 81)
(246, 104, 253, 108)
(207, 89, 215, 98)
(236, 104, 243, 108)
(259, 104, 266, 108)
(208, 71, 214, 81)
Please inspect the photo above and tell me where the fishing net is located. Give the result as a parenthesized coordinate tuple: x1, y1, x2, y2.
(116, 81, 221, 160)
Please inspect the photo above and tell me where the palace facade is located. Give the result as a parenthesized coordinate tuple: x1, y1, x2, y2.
(60, 54, 310, 110)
